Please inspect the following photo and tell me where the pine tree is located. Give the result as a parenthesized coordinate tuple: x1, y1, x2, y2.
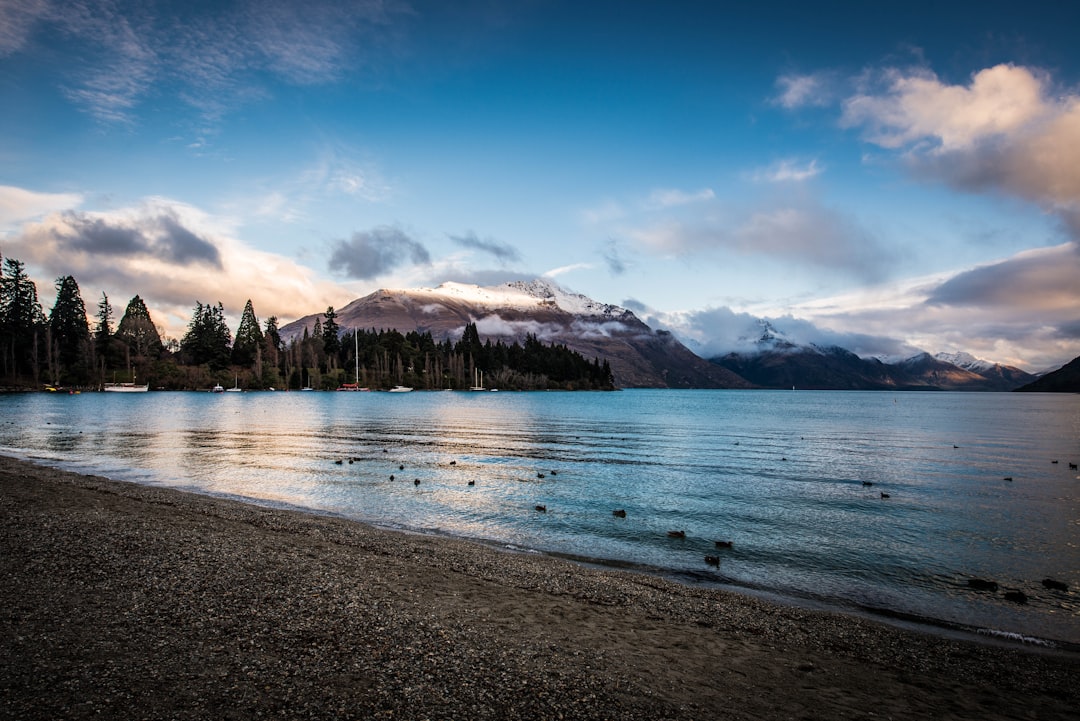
(456, 322, 483, 360)
(48, 275, 91, 380)
(94, 292, 113, 363)
(309, 317, 323, 371)
(322, 307, 341, 357)
(0, 257, 47, 380)
(180, 301, 232, 369)
(263, 315, 283, 381)
(115, 295, 164, 361)
(231, 299, 263, 366)
(264, 316, 282, 353)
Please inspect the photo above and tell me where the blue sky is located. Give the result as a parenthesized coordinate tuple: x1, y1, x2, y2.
(2, 0, 1078, 370)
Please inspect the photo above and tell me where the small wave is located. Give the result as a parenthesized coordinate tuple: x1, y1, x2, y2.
(502, 544, 543, 554)
(976, 628, 1057, 648)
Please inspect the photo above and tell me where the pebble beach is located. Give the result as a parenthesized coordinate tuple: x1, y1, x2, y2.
(2, 454, 1078, 720)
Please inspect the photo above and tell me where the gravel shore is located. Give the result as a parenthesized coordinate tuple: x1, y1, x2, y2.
(2, 454, 1077, 720)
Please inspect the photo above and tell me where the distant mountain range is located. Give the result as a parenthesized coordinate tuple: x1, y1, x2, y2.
(709, 321, 1038, 391)
(280, 280, 1067, 391)
(279, 280, 750, 388)
(1014, 355, 1080, 392)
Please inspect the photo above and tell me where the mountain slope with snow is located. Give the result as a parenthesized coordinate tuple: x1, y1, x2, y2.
(710, 323, 1035, 391)
(280, 279, 749, 388)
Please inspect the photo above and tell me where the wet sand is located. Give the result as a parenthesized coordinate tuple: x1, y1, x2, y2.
(2, 454, 1077, 720)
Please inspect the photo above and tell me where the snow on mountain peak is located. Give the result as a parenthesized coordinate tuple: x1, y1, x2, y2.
(507, 279, 622, 316)
(934, 351, 995, 372)
(738, 319, 798, 352)
(416, 279, 626, 318)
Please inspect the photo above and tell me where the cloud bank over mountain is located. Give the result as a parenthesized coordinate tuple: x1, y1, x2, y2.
(626, 301, 921, 362)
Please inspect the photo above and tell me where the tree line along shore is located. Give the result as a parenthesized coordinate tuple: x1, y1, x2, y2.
(0, 256, 614, 392)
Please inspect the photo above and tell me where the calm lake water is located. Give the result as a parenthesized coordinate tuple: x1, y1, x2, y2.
(2, 389, 1078, 647)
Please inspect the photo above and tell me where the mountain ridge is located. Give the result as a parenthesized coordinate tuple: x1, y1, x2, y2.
(280, 279, 1048, 391)
(711, 342, 1037, 391)
(280, 279, 751, 389)
(1014, 354, 1080, 392)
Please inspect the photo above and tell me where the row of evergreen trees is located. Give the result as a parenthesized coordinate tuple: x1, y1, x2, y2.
(0, 256, 615, 391)
(0, 256, 161, 387)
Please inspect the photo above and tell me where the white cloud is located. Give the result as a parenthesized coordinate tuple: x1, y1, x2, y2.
(327, 166, 393, 202)
(6, 195, 349, 339)
(0, 185, 84, 229)
(842, 64, 1052, 152)
(569, 319, 633, 339)
(789, 244, 1080, 369)
(299, 148, 394, 203)
(774, 72, 831, 109)
(250, 191, 302, 223)
(840, 63, 1080, 225)
(750, 159, 823, 183)
(5, 0, 411, 125)
(225, 149, 393, 226)
(644, 187, 715, 210)
(0, 0, 50, 56)
(626, 197, 891, 280)
(473, 315, 563, 341)
(580, 199, 626, 225)
(630, 300, 919, 362)
(543, 263, 593, 278)
(627, 238, 1079, 370)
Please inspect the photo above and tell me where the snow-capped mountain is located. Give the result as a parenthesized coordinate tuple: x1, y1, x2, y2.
(399, 279, 629, 318)
(934, 351, 995, 374)
(710, 322, 1036, 391)
(279, 279, 749, 388)
(739, 319, 799, 353)
(932, 351, 1037, 389)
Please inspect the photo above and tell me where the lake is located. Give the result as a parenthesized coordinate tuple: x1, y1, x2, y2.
(2, 388, 1078, 647)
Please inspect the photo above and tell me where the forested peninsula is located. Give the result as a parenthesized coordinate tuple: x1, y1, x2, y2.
(0, 257, 615, 392)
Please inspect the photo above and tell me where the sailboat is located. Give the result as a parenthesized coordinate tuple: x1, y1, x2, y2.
(470, 368, 486, 391)
(337, 332, 369, 391)
(104, 368, 148, 392)
(226, 374, 242, 392)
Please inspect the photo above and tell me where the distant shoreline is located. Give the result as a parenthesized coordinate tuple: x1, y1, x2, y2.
(3, 455, 1078, 720)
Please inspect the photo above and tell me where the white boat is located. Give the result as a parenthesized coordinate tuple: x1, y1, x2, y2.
(104, 382, 148, 393)
(104, 370, 148, 392)
(226, 375, 242, 392)
(211, 384, 224, 393)
(470, 368, 486, 391)
(388, 385, 413, 392)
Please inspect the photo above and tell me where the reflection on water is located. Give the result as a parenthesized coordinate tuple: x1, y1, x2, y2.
(2, 389, 1078, 645)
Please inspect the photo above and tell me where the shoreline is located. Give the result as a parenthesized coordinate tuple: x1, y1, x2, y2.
(26, 450, 1076, 654)
(16, 444, 1076, 655)
(3, 455, 1079, 720)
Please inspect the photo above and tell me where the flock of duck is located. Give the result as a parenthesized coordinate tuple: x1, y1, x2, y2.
(332, 451, 745, 566)
(966, 576, 1070, 605)
(333, 447, 1078, 601)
